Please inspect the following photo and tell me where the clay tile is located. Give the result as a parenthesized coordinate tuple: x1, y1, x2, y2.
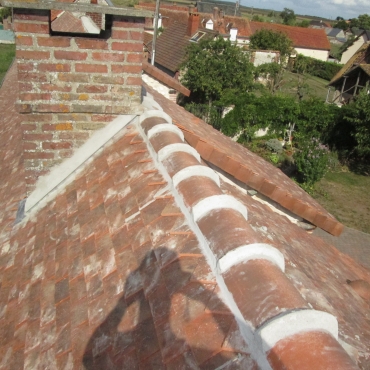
(234, 165, 252, 183)
(161, 151, 200, 177)
(224, 157, 240, 177)
(260, 180, 277, 198)
(208, 148, 229, 169)
(182, 131, 200, 148)
(224, 259, 308, 328)
(197, 208, 260, 258)
(194, 141, 214, 161)
(177, 176, 222, 209)
(141, 117, 169, 134)
(267, 331, 357, 370)
(150, 131, 183, 152)
(346, 279, 370, 300)
(246, 171, 265, 191)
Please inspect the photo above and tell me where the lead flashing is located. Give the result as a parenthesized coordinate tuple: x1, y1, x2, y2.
(192, 194, 248, 222)
(218, 243, 285, 273)
(256, 309, 338, 353)
(172, 165, 220, 188)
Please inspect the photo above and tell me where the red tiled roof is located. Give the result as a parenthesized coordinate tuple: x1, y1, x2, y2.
(142, 60, 190, 96)
(0, 63, 369, 368)
(145, 84, 343, 236)
(249, 22, 331, 51)
(51, 11, 86, 33)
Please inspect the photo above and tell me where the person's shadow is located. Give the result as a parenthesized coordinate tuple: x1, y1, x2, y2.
(82, 247, 235, 369)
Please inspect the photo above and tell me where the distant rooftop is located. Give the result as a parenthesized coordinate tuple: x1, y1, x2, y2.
(1, 0, 153, 17)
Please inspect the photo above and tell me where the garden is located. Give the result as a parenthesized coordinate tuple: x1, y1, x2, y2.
(179, 33, 370, 232)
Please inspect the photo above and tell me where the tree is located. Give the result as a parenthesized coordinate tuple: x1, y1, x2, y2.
(280, 8, 296, 26)
(249, 29, 293, 59)
(342, 89, 370, 157)
(296, 19, 310, 28)
(180, 37, 255, 105)
(357, 14, 370, 30)
(333, 19, 349, 30)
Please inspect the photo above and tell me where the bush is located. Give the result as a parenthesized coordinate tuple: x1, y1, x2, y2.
(266, 139, 283, 154)
(294, 137, 329, 185)
(293, 54, 343, 81)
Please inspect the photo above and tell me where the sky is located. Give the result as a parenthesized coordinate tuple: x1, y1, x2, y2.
(236, 0, 370, 20)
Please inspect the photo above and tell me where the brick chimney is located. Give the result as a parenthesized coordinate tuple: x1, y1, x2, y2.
(13, 8, 145, 192)
(213, 7, 219, 22)
(187, 12, 199, 36)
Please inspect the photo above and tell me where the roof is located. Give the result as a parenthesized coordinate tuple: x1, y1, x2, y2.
(51, 11, 87, 33)
(145, 85, 344, 236)
(142, 60, 191, 96)
(326, 28, 345, 38)
(329, 43, 370, 85)
(197, 1, 241, 17)
(148, 22, 189, 73)
(309, 20, 331, 28)
(249, 22, 331, 51)
(0, 63, 369, 368)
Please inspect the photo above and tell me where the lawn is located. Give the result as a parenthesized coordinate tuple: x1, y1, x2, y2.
(312, 169, 370, 233)
(281, 70, 329, 101)
(0, 44, 15, 85)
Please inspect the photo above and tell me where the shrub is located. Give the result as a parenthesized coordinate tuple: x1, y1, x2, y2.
(266, 138, 283, 154)
(293, 54, 342, 81)
(294, 137, 329, 185)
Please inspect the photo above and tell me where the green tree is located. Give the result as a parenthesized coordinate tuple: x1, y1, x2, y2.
(249, 29, 293, 59)
(296, 19, 310, 28)
(0, 7, 11, 22)
(357, 14, 370, 29)
(280, 8, 296, 26)
(343, 89, 370, 157)
(333, 19, 349, 30)
(180, 37, 255, 105)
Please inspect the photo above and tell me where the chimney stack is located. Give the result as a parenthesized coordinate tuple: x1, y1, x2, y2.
(187, 12, 199, 36)
(213, 7, 219, 21)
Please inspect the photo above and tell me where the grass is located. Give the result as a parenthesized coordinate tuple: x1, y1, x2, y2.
(312, 169, 370, 233)
(280, 70, 328, 101)
(0, 44, 15, 85)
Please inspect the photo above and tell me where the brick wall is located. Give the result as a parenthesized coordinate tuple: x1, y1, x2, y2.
(13, 8, 144, 192)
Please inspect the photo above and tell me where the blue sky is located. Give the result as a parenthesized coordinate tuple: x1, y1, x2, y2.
(236, 0, 370, 20)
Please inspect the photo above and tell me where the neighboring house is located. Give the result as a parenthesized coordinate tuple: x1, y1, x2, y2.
(309, 19, 331, 29)
(341, 30, 370, 64)
(0, 1, 369, 368)
(138, 5, 331, 62)
(196, 0, 241, 17)
(325, 27, 347, 43)
(328, 43, 370, 104)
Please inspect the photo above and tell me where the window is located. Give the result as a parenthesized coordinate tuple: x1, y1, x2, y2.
(190, 31, 206, 42)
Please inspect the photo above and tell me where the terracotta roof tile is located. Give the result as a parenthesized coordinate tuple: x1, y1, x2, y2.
(249, 21, 331, 50)
(0, 63, 369, 368)
(51, 11, 86, 33)
(144, 84, 343, 236)
(142, 61, 190, 96)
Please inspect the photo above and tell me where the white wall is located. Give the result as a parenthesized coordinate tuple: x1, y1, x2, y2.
(295, 47, 329, 61)
(340, 34, 368, 64)
(253, 51, 279, 66)
(142, 73, 178, 101)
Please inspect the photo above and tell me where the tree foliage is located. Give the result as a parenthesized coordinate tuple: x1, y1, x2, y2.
(280, 8, 296, 26)
(350, 14, 370, 30)
(249, 29, 293, 59)
(180, 37, 255, 105)
(333, 19, 349, 30)
(342, 89, 370, 156)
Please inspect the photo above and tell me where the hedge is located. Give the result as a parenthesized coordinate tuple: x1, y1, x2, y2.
(292, 54, 343, 81)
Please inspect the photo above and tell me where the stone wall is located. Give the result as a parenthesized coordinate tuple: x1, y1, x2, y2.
(13, 8, 144, 192)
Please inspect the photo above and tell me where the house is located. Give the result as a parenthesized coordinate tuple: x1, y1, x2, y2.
(325, 27, 347, 44)
(328, 43, 370, 104)
(139, 6, 331, 62)
(309, 19, 331, 29)
(341, 30, 370, 64)
(0, 0, 369, 368)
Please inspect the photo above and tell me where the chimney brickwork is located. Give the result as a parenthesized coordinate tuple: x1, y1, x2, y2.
(13, 8, 144, 192)
(187, 12, 199, 37)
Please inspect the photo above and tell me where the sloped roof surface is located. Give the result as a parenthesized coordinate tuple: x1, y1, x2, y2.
(330, 43, 370, 85)
(148, 22, 189, 73)
(51, 11, 86, 33)
(0, 60, 369, 368)
(249, 22, 331, 51)
(144, 84, 343, 236)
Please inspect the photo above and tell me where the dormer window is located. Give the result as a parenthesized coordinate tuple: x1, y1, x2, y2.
(206, 19, 214, 30)
(190, 31, 206, 42)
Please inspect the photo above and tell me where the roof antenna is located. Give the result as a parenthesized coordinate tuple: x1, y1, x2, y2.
(151, 0, 161, 66)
